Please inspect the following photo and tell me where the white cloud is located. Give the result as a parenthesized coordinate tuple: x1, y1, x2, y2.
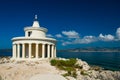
(56, 27, 120, 46)
(61, 33, 116, 46)
(62, 35, 97, 46)
(82, 36, 97, 43)
(99, 33, 114, 41)
(116, 27, 120, 40)
(46, 34, 53, 37)
(55, 34, 63, 38)
(73, 36, 97, 44)
(62, 41, 71, 46)
(62, 30, 79, 38)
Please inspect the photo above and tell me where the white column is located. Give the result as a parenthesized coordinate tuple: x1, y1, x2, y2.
(22, 43, 25, 58)
(42, 44, 45, 58)
(17, 44, 20, 58)
(47, 44, 50, 58)
(51, 45, 54, 58)
(29, 43, 31, 59)
(36, 43, 38, 59)
(12, 44, 16, 58)
(54, 46, 56, 58)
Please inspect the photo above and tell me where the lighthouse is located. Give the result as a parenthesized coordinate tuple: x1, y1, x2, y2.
(12, 15, 56, 60)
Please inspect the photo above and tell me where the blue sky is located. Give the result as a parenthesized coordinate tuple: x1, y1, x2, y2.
(0, 0, 120, 49)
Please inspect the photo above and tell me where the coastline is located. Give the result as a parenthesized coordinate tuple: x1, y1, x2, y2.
(60, 51, 120, 53)
(57, 47, 120, 53)
(0, 57, 120, 80)
(1, 51, 120, 71)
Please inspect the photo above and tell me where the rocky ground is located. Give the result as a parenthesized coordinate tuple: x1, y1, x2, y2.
(0, 57, 120, 80)
(73, 59, 120, 80)
(0, 57, 66, 80)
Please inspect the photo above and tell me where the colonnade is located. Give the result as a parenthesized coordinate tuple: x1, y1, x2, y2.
(12, 43, 56, 59)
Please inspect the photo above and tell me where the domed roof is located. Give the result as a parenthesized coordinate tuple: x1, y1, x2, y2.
(32, 15, 40, 27)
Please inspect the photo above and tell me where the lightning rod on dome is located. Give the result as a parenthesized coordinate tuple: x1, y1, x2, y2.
(35, 15, 37, 20)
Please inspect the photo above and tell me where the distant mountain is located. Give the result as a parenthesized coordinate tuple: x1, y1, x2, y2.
(1, 47, 120, 53)
(58, 47, 120, 52)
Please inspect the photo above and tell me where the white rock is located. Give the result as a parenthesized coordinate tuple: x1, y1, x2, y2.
(75, 59, 90, 70)
(29, 74, 67, 80)
(66, 76, 76, 80)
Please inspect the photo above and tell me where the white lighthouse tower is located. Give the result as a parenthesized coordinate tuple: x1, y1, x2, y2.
(12, 15, 56, 60)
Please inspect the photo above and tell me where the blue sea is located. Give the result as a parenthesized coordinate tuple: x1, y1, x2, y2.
(57, 52, 120, 71)
(0, 51, 120, 71)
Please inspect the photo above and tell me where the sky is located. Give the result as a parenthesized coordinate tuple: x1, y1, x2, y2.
(1, 0, 120, 49)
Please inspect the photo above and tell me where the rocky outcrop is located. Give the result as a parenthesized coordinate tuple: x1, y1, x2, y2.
(75, 70, 120, 80)
(0, 57, 11, 64)
(62, 58, 120, 80)
(0, 57, 60, 80)
(0, 57, 120, 80)
(75, 58, 90, 71)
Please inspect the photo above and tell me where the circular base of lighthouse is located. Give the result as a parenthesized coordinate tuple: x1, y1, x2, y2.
(12, 37, 56, 60)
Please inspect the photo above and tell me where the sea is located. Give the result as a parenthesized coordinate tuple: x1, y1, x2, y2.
(0, 51, 120, 71)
